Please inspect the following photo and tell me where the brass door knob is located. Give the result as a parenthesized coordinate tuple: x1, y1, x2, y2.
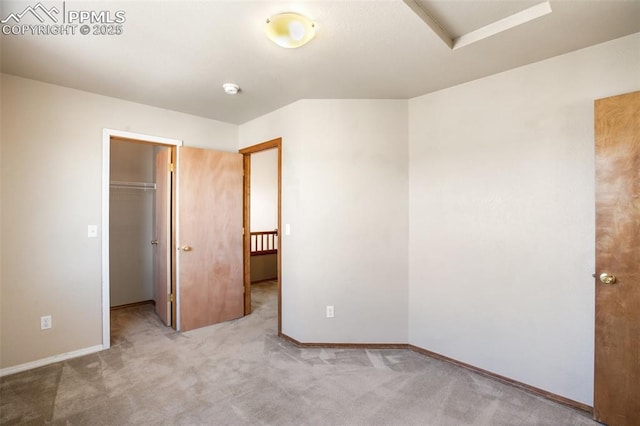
(599, 273, 616, 285)
(151, 240, 158, 245)
(181, 245, 192, 252)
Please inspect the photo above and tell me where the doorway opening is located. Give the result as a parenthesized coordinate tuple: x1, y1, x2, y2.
(101, 129, 182, 349)
(240, 138, 283, 334)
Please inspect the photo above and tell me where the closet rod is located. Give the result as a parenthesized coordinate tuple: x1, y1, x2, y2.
(110, 181, 156, 190)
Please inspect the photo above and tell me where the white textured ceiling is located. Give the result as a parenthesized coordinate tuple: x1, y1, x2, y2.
(416, 0, 542, 38)
(1, 0, 639, 124)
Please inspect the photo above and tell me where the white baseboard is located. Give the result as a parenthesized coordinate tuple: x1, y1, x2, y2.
(0, 344, 104, 377)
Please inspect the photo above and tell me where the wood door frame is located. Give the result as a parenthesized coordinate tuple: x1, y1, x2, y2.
(101, 129, 182, 349)
(239, 138, 282, 334)
(154, 147, 173, 327)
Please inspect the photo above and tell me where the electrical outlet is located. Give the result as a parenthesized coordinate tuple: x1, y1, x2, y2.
(41, 315, 52, 330)
(326, 305, 334, 318)
(87, 225, 98, 238)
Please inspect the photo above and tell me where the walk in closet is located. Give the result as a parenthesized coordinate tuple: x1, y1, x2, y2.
(109, 140, 157, 308)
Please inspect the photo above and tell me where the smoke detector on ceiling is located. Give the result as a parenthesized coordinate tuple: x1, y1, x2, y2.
(223, 83, 240, 95)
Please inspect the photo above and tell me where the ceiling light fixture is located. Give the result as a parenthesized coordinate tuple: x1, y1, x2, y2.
(223, 83, 240, 95)
(265, 12, 316, 49)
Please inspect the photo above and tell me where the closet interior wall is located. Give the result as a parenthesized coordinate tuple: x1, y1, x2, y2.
(109, 140, 157, 307)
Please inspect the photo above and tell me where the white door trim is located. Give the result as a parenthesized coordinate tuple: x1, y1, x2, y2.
(102, 129, 182, 349)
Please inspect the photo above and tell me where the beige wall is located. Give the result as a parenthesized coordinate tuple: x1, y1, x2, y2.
(408, 33, 640, 405)
(0, 74, 238, 369)
(249, 148, 278, 285)
(0, 73, 3, 362)
(250, 149, 278, 232)
(109, 141, 155, 307)
(240, 99, 410, 344)
(250, 254, 278, 283)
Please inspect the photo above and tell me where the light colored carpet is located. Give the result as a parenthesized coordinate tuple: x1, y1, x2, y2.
(1, 281, 596, 425)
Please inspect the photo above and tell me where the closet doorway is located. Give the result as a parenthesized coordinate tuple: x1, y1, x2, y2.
(109, 139, 164, 316)
(240, 138, 282, 334)
(103, 130, 181, 348)
(102, 129, 245, 348)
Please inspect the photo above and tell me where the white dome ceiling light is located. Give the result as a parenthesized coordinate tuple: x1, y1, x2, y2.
(265, 12, 316, 49)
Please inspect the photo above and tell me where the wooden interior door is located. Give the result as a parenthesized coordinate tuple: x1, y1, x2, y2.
(594, 91, 640, 425)
(177, 147, 244, 331)
(154, 147, 172, 326)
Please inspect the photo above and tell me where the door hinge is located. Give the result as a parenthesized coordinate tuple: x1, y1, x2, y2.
(169, 293, 175, 302)
(169, 162, 174, 172)
(242, 227, 245, 236)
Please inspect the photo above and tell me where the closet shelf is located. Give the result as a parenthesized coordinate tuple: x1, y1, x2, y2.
(110, 181, 156, 190)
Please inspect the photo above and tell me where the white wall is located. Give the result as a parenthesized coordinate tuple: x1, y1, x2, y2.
(240, 99, 409, 343)
(109, 141, 156, 307)
(0, 74, 237, 369)
(250, 149, 278, 232)
(408, 34, 640, 405)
